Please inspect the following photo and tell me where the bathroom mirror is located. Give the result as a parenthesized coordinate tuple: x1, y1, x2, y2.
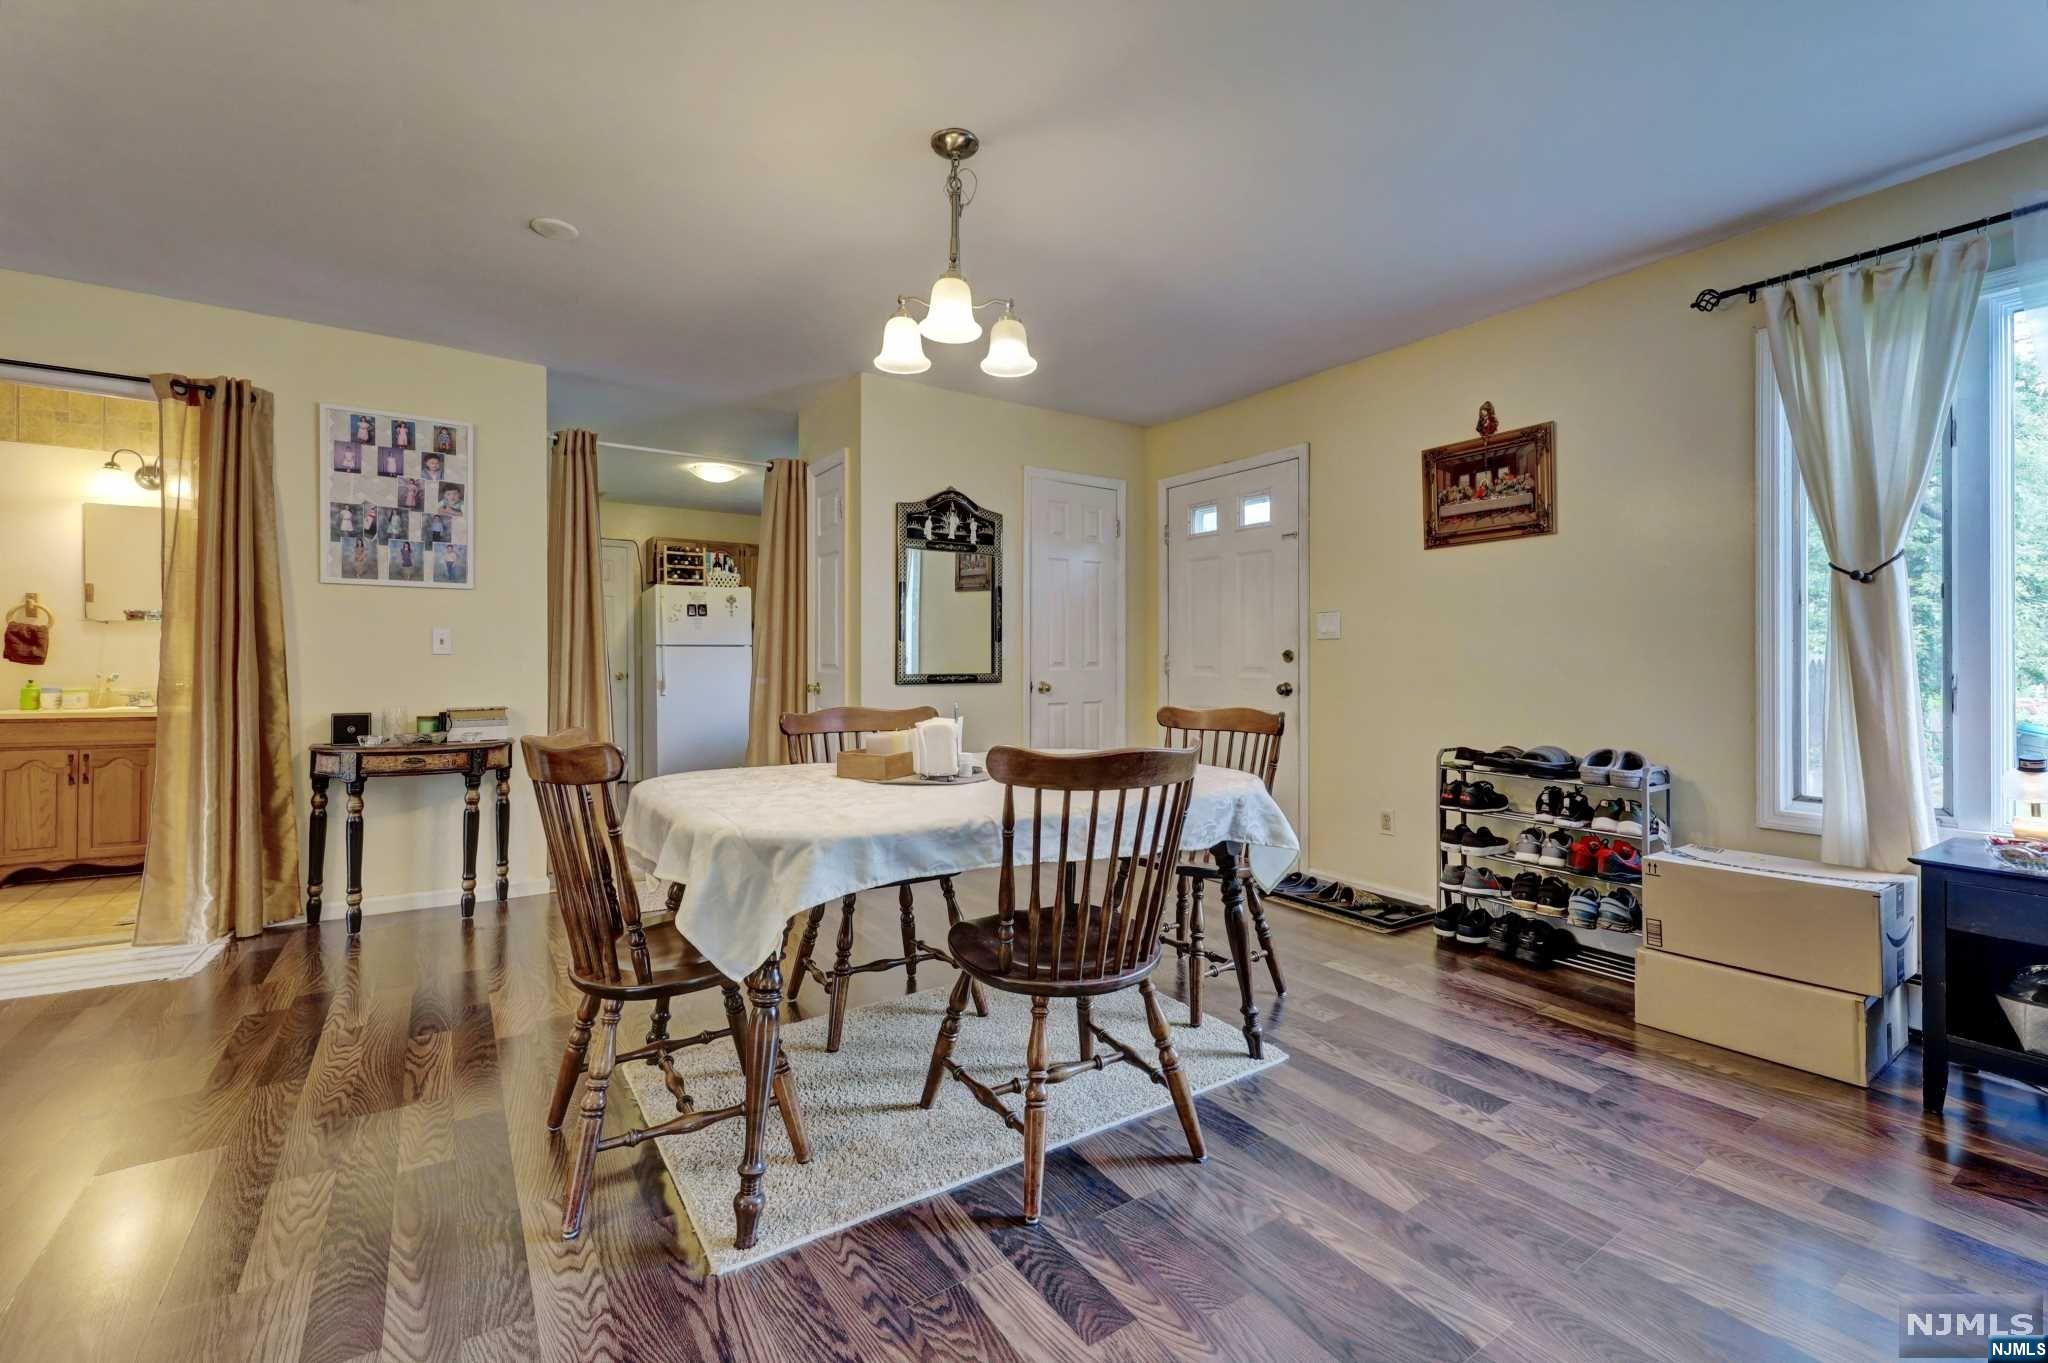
(81, 502, 162, 622)
(895, 487, 1001, 684)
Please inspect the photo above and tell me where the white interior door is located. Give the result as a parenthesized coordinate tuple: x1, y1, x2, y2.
(808, 454, 847, 711)
(1164, 456, 1302, 832)
(599, 537, 640, 778)
(1028, 471, 1124, 748)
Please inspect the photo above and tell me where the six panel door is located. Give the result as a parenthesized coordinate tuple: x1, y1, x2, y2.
(79, 745, 153, 861)
(0, 748, 77, 867)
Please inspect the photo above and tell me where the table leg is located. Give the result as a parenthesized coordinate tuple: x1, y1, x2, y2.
(1922, 869, 1949, 1115)
(1212, 842, 1262, 1059)
(461, 771, 482, 916)
(344, 779, 367, 935)
(494, 771, 511, 903)
(305, 775, 329, 923)
(733, 954, 784, 1251)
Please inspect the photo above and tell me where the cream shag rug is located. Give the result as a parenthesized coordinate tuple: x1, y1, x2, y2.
(621, 978, 1284, 1273)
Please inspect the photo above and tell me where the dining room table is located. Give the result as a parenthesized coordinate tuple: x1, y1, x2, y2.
(620, 756, 1301, 1062)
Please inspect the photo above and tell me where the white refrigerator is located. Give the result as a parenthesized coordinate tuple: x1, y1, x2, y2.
(640, 585, 753, 777)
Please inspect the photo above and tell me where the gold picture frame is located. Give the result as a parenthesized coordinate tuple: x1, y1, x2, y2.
(1422, 418, 1556, 549)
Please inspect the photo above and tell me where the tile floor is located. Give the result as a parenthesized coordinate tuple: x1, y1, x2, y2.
(0, 873, 139, 954)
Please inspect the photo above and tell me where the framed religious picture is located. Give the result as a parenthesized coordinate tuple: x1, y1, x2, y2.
(954, 551, 993, 592)
(319, 404, 475, 587)
(1421, 405, 1555, 549)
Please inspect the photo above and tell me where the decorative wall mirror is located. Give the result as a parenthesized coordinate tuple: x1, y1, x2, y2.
(895, 487, 1001, 684)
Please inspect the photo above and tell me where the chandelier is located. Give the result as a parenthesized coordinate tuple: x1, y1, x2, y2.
(874, 128, 1037, 379)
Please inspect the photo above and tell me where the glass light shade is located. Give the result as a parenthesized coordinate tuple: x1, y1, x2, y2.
(92, 459, 132, 500)
(874, 312, 932, 374)
(685, 461, 743, 484)
(919, 272, 982, 344)
(980, 313, 1037, 377)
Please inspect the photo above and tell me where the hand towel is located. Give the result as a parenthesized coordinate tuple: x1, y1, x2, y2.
(3, 619, 49, 666)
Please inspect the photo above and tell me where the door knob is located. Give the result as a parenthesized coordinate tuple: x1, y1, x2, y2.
(613, 671, 626, 682)
(1036, 681, 1053, 694)
(1282, 648, 1295, 663)
(1276, 682, 1294, 697)
(806, 681, 822, 695)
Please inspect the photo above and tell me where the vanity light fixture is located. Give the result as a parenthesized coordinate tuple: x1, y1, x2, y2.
(685, 461, 744, 484)
(874, 128, 1037, 379)
(94, 447, 163, 497)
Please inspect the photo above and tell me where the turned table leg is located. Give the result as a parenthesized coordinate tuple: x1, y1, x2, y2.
(460, 771, 481, 916)
(733, 955, 786, 1251)
(494, 771, 511, 903)
(1212, 842, 1263, 1059)
(305, 774, 329, 923)
(344, 779, 367, 935)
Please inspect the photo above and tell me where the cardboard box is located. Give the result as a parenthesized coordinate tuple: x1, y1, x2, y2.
(1642, 845, 1916, 996)
(1635, 948, 1908, 1087)
(835, 747, 914, 782)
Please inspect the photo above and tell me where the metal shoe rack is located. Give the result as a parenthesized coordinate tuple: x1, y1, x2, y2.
(1434, 748, 1675, 985)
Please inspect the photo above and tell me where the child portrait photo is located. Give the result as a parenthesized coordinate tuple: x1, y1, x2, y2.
(320, 405, 474, 588)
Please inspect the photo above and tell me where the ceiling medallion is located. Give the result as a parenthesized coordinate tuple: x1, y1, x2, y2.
(874, 127, 1036, 379)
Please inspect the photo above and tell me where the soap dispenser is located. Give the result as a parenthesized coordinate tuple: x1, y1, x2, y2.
(16, 680, 36, 711)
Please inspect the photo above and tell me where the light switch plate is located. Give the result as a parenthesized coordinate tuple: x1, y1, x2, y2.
(1314, 610, 1341, 640)
(432, 627, 452, 655)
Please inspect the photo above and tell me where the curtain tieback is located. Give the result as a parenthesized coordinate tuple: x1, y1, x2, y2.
(1828, 549, 1905, 585)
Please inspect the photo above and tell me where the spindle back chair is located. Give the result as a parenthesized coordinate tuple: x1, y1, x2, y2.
(777, 705, 986, 1048)
(918, 745, 1206, 1223)
(525, 731, 810, 1248)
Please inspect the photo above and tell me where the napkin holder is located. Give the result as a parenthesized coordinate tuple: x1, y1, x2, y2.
(836, 747, 915, 781)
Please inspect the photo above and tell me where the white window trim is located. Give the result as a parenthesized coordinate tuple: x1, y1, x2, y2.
(1755, 270, 2027, 838)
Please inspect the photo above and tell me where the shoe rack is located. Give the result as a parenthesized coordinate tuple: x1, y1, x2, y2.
(1434, 748, 1675, 985)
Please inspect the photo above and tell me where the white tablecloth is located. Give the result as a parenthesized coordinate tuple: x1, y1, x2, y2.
(622, 762, 1299, 983)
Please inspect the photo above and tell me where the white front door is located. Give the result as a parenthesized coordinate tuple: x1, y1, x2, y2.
(1163, 454, 1302, 832)
(599, 537, 640, 778)
(808, 454, 847, 711)
(1027, 471, 1124, 748)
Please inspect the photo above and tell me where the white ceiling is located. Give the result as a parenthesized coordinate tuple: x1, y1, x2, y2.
(597, 443, 765, 515)
(6, 2, 2048, 428)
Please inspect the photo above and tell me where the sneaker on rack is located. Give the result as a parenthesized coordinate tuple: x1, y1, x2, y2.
(1488, 910, 1527, 956)
(1589, 800, 1623, 833)
(1599, 841, 1643, 881)
(1597, 887, 1641, 932)
(1465, 868, 1506, 896)
(1434, 903, 1463, 940)
(1465, 827, 1509, 857)
(1438, 864, 1468, 890)
(1557, 790, 1596, 828)
(1441, 825, 1470, 851)
(1515, 920, 1559, 968)
(1512, 828, 1545, 863)
(1510, 871, 1542, 908)
(1441, 779, 1469, 807)
(1539, 830, 1573, 868)
(1537, 876, 1572, 917)
(1465, 780, 1510, 811)
(1568, 835, 1607, 875)
(1613, 800, 1645, 837)
(1533, 786, 1563, 823)
(1567, 885, 1601, 929)
(1455, 904, 1493, 945)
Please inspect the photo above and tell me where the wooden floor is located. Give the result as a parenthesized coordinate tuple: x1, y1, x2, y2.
(1, 879, 2045, 1363)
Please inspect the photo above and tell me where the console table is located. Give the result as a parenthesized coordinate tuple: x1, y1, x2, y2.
(1908, 835, 2048, 1113)
(305, 740, 514, 934)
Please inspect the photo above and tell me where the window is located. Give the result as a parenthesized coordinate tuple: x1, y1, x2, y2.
(1188, 502, 1219, 536)
(1758, 271, 2041, 834)
(1239, 493, 1272, 527)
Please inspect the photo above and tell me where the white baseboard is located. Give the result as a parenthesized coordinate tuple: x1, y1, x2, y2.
(292, 877, 551, 926)
(0, 937, 227, 1000)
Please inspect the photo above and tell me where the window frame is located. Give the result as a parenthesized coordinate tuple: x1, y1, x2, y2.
(1755, 271, 2025, 837)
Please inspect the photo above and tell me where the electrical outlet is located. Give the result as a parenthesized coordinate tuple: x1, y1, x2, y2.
(431, 627, 452, 655)
(1379, 809, 1394, 835)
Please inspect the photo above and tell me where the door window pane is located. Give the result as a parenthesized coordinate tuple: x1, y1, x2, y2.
(1188, 502, 1218, 536)
(1239, 494, 1272, 527)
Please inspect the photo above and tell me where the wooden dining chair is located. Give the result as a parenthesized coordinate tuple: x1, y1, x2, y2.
(525, 731, 810, 1247)
(918, 745, 1205, 1224)
(1154, 706, 1287, 1029)
(780, 705, 988, 1050)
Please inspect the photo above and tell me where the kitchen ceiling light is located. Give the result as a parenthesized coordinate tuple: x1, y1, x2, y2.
(528, 216, 580, 241)
(685, 461, 744, 484)
(875, 128, 1036, 379)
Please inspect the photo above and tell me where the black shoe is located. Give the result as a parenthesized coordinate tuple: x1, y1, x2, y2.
(1434, 904, 1463, 940)
(1472, 746, 1525, 773)
(1549, 922, 1579, 958)
(1454, 905, 1491, 945)
(1515, 921, 1559, 968)
(1556, 790, 1596, 827)
(1509, 871, 1542, 909)
(1440, 824, 1470, 851)
(1463, 826, 1509, 856)
(1488, 911, 1529, 957)
(1441, 779, 1469, 807)
(1465, 780, 1509, 811)
(1533, 785, 1563, 823)
(1538, 876, 1572, 917)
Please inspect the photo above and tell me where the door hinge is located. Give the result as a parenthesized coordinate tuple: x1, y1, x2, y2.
(1163, 525, 1171, 546)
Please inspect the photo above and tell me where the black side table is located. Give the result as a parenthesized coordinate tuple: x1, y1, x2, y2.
(1908, 835, 2048, 1113)
(305, 740, 514, 934)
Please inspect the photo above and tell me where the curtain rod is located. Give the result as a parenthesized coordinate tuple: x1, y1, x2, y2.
(1690, 199, 2048, 313)
(0, 355, 215, 399)
(595, 439, 771, 469)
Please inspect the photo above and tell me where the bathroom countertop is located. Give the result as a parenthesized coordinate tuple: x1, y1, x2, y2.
(0, 706, 157, 718)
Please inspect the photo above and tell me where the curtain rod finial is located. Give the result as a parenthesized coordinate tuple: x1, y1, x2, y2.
(1690, 288, 1723, 313)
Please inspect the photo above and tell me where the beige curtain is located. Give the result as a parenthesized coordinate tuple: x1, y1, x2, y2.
(547, 429, 611, 740)
(137, 375, 300, 943)
(744, 459, 809, 765)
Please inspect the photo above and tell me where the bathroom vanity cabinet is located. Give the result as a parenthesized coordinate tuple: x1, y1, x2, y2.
(0, 712, 155, 883)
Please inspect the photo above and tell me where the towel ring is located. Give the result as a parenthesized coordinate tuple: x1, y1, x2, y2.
(6, 593, 54, 627)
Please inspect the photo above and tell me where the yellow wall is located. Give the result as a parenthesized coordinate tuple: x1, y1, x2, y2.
(855, 374, 1149, 748)
(0, 268, 550, 916)
(1143, 137, 2048, 899)
(599, 500, 760, 549)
